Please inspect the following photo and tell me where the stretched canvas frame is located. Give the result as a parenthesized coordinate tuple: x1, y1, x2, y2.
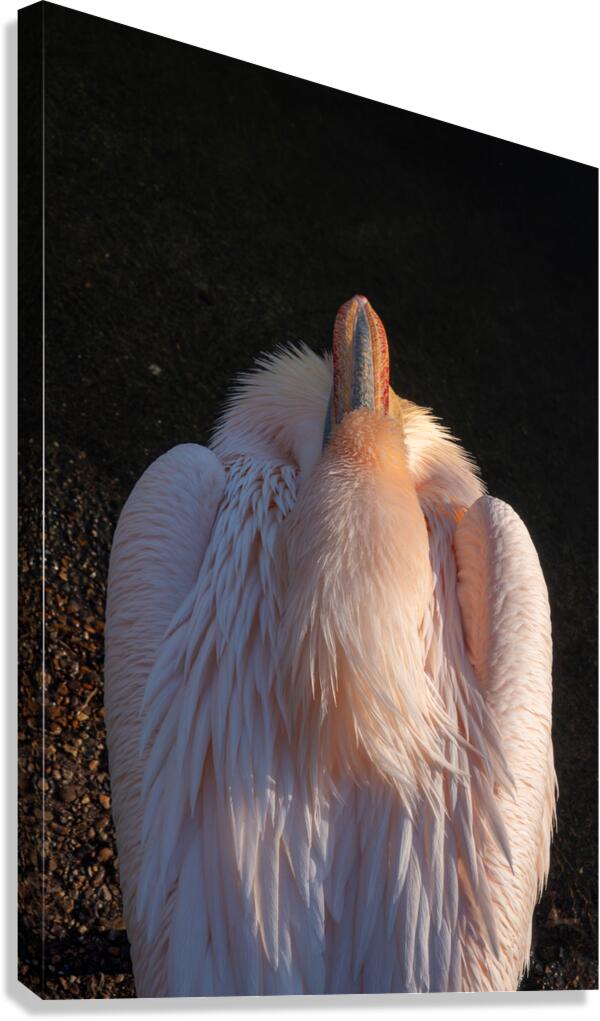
(17, 0, 598, 1000)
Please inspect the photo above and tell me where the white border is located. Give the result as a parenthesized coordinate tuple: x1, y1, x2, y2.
(10, 0, 600, 166)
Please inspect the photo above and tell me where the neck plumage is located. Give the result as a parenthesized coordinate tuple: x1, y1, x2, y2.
(277, 409, 464, 808)
(211, 345, 484, 509)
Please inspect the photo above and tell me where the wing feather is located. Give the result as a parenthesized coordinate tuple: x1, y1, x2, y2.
(454, 495, 556, 987)
(129, 455, 335, 995)
(104, 444, 226, 994)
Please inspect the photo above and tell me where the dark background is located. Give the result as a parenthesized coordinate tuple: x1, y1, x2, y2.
(19, 0, 598, 998)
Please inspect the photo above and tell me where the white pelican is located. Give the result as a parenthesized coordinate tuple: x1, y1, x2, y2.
(104, 295, 556, 996)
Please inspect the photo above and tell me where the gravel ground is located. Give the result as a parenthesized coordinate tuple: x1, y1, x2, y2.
(19, 2, 597, 1001)
(19, 443, 134, 999)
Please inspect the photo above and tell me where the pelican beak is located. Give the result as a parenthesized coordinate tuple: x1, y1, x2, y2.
(323, 294, 390, 446)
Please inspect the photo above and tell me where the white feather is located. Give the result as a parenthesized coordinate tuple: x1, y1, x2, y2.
(105, 344, 555, 996)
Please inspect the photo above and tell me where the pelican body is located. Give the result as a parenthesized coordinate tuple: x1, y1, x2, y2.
(105, 296, 555, 996)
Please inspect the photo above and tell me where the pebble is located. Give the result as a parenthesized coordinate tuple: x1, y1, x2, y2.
(59, 785, 79, 803)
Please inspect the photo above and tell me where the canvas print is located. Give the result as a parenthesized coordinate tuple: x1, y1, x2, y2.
(18, 1, 598, 1000)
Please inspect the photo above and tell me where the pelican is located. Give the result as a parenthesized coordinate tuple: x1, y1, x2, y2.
(104, 295, 556, 996)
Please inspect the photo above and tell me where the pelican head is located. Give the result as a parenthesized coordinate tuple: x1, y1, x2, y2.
(211, 292, 481, 509)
